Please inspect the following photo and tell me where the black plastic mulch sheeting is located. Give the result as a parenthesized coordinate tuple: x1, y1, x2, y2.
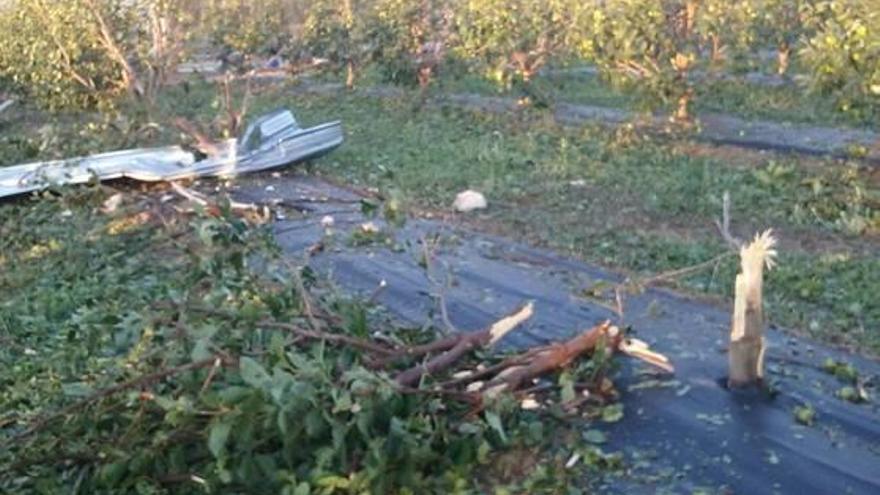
(235, 174, 880, 494)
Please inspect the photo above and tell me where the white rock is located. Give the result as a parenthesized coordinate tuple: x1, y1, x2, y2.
(452, 190, 487, 212)
(321, 215, 335, 228)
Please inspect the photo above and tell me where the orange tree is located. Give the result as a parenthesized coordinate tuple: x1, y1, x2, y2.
(299, 0, 374, 89)
(584, 0, 705, 121)
(370, 0, 455, 90)
(752, 0, 813, 75)
(693, 0, 758, 70)
(0, 0, 190, 111)
(454, 0, 585, 101)
(800, 0, 880, 123)
(203, 0, 299, 67)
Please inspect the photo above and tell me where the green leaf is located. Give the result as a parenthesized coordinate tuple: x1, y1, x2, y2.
(240, 356, 271, 389)
(583, 429, 607, 444)
(99, 460, 128, 485)
(559, 370, 576, 403)
(191, 338, 212, 362)
(793, 404, 816, 426)
(61, 382, 94, 397)
(208, 419, 232, 458)
(601, 404, 624, 423)
(315, 475, 350, 489)
(484, 410, 508, 443)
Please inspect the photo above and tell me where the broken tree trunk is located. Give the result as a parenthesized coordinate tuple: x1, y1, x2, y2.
(728, 230, 777, 388)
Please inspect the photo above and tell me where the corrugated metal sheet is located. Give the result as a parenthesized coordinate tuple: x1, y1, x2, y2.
(0, 109, 342, 199)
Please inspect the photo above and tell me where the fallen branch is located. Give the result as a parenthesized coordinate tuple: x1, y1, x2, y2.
(421, 235, 458, 334)
(170, 182, 258, 212)
(395, 303, 534, 386)
(483, 321, 620, 395)
(258, 320, 398, 357)
(435, 350, 539, 389)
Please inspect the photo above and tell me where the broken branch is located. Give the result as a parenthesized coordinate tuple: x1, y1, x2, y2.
(395, 303, 534, 386)
(715, 191, 743, 250)
(482, 321, 620, 395)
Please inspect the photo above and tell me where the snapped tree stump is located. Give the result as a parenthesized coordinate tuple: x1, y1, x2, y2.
(728, 230, 777, 388)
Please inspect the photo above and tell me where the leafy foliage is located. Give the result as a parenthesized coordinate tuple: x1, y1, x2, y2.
(800, 0, 880, 121)
(454, 0, 584, 96)
(203, 0, 302, 66)
(583, 0, 704, 120)
(753, 0, 812, 75)
(0, 0, 133, 110)
(299, 0, 373, 89)
(693, 0, 758, 68)
(371, 0, 455, 89)
(0, 0, 191, 111)
(0, 186, 616, 493)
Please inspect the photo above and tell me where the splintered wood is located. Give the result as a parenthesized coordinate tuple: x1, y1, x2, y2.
(728, 230, 777, 388)
(248, 300, 673, 409)
(376, 302, 673, 408)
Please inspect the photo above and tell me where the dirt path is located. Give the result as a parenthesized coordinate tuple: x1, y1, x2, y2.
(228, 171, 880, 494)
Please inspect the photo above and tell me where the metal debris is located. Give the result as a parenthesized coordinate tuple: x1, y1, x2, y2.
(0, 109, 342, 199)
